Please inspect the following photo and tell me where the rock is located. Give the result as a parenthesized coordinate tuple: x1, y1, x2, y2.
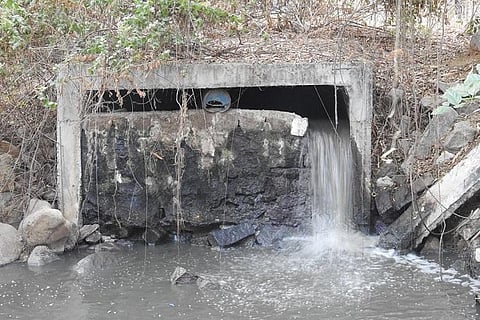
(73, 252, 116, 274)
(85, 230, 102, 244)
(443, 120, 477, 153)
(171, 266, 199, 285)
(420, 95, 445, 109)
(196, 276, 222, 290)
(470, 31, 480, 51)
(381, 142, 480, 250)
(142, 227, 167, 245)
(208, 221, 256, 248)
(0, 153, 15, 192)
(0, 223, 22, 266)
(402, 107, 458, 171)
(21, 208, 70, 247)
(79, 224, 99, 242)
(25, 198, 51, 218)
(455, 101, 480, 115)
(456, 208, 480, 242)
(374, 189, 395, 222)
(435, 151, 455, 165)
(374, 220, 388, 235)
(376, 176, 395, 189)
(255, 224, 291, 247)
(420, 236, 440, 254)
(27, 246, 59, 266)
(64, 222, 79, 251)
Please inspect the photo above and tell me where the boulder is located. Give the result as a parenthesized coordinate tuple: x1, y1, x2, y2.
(171, 266, 199, 285)
(208, 221, 256, 247)
(25, 198, 51, 218)
(0, 223, 22, 266)
(443, 121, 477, 153)
(21, 208, 71, 247)
(27, 246, 59, 266)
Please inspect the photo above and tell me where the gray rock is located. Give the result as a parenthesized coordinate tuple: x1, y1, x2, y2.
(402, 107, 458, 171)
(255, 224, 291, 247)
(21, 208, 70, 247)
(376, 176, 395, 189)
(455, 101, 480, 115)
(435, 151, 455, 165)
(85, 230, 102, 244)
(420, 236, 440, 254)
(420, 95, 445, 108)
(470, 31, 480, 51)
(73, 252, 116, 275)
(456, 208, 480, 242)
(142, 227, 167, 245)
(27, 246, 59, 266)
(79, 224, 99, 242)
(208, 222, 256, 248)
(374, 189, 395, 221)
(196, 276, 222, 290)
(0, 223, 21, 266)
(443, 120, 477, 153)
(25, 198, 51, 218)
(171, 266, 199, 285)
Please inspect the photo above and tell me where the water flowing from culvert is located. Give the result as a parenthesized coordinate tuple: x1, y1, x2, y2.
(305, 121, 367, 254)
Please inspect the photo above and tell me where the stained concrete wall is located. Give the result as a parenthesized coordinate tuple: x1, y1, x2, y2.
(57, 63, 372, 229)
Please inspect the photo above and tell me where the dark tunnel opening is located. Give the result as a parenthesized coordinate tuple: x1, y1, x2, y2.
(85, 85, 350, 121)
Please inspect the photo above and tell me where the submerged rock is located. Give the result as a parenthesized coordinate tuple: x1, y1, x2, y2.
(171, 266, 199, 285)
(0, 223, 21, 266)
(27, 246, 59, 266)
(255, 223, 292, 247)
(208, 222, 256, 248)
(142, 227, 167, 245)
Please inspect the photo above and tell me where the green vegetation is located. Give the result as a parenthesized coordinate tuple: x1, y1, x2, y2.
(434, 65, 480, 115)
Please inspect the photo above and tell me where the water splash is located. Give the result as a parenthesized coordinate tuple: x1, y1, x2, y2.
(304, 121, 372, 255)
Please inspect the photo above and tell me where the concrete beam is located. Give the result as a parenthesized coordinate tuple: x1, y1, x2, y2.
(380, 143, 480, 250)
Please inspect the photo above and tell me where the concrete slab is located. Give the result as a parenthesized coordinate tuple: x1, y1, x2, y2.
(380, 143, 480, 250)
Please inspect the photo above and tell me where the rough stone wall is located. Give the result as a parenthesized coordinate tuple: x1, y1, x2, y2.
(81, 110, 310, 236)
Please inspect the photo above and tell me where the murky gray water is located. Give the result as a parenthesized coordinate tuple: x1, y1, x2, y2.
(0, 240, 479, 320)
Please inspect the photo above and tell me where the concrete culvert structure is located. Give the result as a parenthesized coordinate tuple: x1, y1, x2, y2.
(57, 63, 372, 239)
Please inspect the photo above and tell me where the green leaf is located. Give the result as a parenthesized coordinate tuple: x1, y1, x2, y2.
(442, 88, 462, 106)
(432, 104, 452, 115)
(464, 73, 480, 96)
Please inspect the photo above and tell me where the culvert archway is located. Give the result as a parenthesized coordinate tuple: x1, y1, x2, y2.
(57, 63, 372, 236)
